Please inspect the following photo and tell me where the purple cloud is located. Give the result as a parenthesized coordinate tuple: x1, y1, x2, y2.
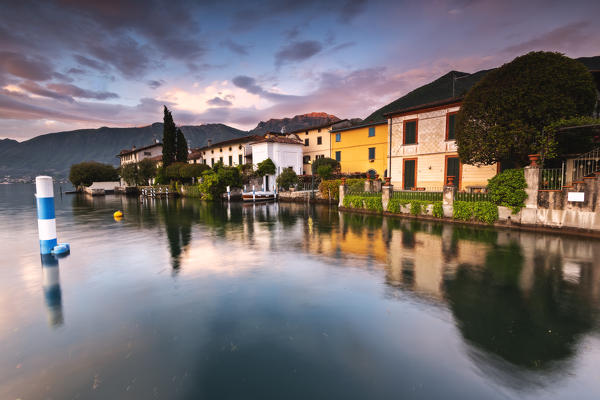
(275, 40, 323, 66)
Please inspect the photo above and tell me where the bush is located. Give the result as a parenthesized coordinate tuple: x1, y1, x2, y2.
(387, 197, 409, 213)
(120, 158, 158, 186)
(319, 178, 365, 200)
(433, 202, 444, 218)
(198, 171, 220, 200)
(410, 201, 425, 215)
(257, 158, 276, 176)
(453, 201, 498, 224)
(311, 157, 340, 175)
(217, 166, 242, 188)
(487, 169, 528, 213)
(343, 195, 382, 212)
(238, 163, 257, 184)
(69, 161, 119, 187)
(180, 163, 210, 179)
(276, 168, 299, 190)
(316, 165, 333, 179)
(165, 162, 187, 180)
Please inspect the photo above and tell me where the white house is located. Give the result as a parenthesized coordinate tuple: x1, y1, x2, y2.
(250, 134, 303, 192)
(117, 140, 162, 167)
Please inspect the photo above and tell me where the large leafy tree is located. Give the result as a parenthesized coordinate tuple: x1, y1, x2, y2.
(175, 128, 188, 163)
(456, 52, 596, 167)
(162, 106, 177, 167)
(69, 161, 119, 187)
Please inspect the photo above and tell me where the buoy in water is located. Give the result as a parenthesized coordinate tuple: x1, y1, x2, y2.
(114, 210, 123, 218)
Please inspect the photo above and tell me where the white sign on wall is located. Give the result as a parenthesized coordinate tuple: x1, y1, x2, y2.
(567, 192, 585, 202)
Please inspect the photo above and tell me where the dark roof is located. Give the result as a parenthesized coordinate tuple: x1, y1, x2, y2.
(251, 136, 303, 145)
(330, 120, 386, 133)
(363, 69, 492, 122)
(383, 97, 464, 117)
(289, 119, 348, 134)
(117, 142, 162, 157)
(576, 55, 600, 71)
(196, 135, 262, 151)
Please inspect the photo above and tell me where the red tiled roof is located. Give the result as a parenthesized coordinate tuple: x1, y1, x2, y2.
(117, 142, 162, 157)
(251, 136, 303, 145)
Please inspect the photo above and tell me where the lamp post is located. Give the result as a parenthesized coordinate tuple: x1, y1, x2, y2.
(308, 160, 314, 200)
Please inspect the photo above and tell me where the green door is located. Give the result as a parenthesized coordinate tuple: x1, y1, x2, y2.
(446, 157, 460, 187)
(403, 159, 416, 190)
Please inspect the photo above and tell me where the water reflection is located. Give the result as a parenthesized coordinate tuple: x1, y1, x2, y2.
(41, 254, 63, 327)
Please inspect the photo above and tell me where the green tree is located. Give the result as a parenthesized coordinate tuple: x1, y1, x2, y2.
(316, 165, 333, 179)
(137, 158, 157, 185)
(180, 163, 210, 180)
(162, 106, 177, 167)
(276, 167, 299, 189)
(456, 52, 597, 167)
(69, 161, 119, 187)
(165, 162, 187, 180)
(119, 163, 138, 186)
(311, 157, 340, 175)
(175, 128, 188, 163)
(256, 158, 276, 176)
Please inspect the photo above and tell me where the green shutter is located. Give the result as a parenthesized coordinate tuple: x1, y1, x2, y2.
(448, 114, 456, 140)
(403, 160, 416, 189)
(405, 121, 416, 144)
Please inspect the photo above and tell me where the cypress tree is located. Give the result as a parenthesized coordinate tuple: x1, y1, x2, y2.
(162, 106, 177, 167)
(175, 128, 188, 163)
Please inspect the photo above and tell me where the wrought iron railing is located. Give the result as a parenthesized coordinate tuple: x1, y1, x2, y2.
(392, 190, 443, 201)
(539, 167, 565, 190)
(572, 146, 600, 182)
(455, 192, 491, 202)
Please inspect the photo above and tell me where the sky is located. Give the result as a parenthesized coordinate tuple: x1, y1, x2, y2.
(1, 0, 599, 141)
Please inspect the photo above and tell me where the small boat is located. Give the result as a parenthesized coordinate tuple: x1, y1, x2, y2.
(242, 191, 276, 201)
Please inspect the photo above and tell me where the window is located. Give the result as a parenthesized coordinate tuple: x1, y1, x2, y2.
(403, 120, 417, 144)
(144, 151, 151, 156)
(317, 136, 322, 145)
(239, 145, 242, 149)
(203, 159, 207, 165)
(304, 138, 309, 146)
(211, 158, 214, 166)
(335, 133, 341, 142)
(228, 155, 232, 166)
(318, 128, 321, 133)
(239, 154, 243, 165)
(335, 151, 341, 162)
(219, 156, 223, 163)
(211, 149, 214, 154)
(316, 154, 324, 159)
(368, 127, 375, 137)
(305, 131, 309, 135)
(229, 147, 232, 151)
(303, 155, 311, 164)
(446, 113, 457, 140)
(368, 147, 375, 160)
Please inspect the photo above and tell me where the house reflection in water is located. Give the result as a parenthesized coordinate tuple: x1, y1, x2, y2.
(298, 208, 600, 382)
(41, 253, 63, 327)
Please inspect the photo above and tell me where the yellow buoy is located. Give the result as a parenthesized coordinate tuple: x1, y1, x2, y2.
(113, 210, 123, 218)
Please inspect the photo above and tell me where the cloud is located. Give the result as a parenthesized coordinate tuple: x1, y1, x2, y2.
(19, 81, 73, 102)
(502, 21, 595, 56)
(207, 97, 233, 107)
(67, 68, 86, 75)
(46, 83, 119, 100)
(221, 39, 251, 56)
(147, 80, 165, 89)
(0, 52, 54, 81)
(232, 75, 299, 102)
(275, 40, 323, 66)
(74, 55, 110, 72)
(338, 0, 368, 21)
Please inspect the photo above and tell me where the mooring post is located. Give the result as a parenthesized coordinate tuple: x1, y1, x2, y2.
(227, 185, 231, 201)
(36, 176, 58, 255)
(253, 185, 256, 202)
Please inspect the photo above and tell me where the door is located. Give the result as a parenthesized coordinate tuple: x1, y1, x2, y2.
(445, 156, 460, 187)
(403, 159, 416, 190)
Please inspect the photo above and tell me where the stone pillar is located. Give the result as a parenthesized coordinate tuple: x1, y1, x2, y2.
(524, 166, 540, 209)
(442, 184, 456, 218)
(339, 177, 347, 208)
(382, 179, 393, 212)
(364, 178, 373, 192)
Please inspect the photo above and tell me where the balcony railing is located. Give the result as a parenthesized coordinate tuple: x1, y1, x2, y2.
(572, 147, 600, 182)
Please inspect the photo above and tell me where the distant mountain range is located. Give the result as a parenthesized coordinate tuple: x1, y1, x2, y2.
(0, 113, 341, 180)
(250, 112, 340, 134)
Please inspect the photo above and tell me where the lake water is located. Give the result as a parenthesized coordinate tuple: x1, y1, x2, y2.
(1, 183, 600, 399)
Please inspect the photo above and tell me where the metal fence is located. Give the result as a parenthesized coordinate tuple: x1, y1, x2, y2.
(347, 190, 381, 197)
(455, 192, 491, 202)
(572, 147, 600, 182)
(391, 190, 443, 202)
(539, 167, 565, 190)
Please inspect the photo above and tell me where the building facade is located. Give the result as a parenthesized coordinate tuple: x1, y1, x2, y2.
(250, 134, 304, 192)
(190, 135, 262, 167)
(387, 99, 497, 191)
(117, 141, 163, 167)
(292, 120, 349, 175)
(330, 121, 388, 178)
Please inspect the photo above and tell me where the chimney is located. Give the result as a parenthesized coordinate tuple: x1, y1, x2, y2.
(207, 139, 212, 147)
(132, 145, 136, 150)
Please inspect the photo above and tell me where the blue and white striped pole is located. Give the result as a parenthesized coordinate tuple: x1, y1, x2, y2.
(36, 176, 57, 254)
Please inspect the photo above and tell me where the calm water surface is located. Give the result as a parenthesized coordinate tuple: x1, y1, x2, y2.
(1, 183, 600, 399)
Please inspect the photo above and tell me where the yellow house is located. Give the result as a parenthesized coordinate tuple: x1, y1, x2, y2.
(291, 120, 349, 175)
(330, 121, 388, 178)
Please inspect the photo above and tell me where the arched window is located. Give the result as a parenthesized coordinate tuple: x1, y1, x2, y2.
(367, 169, 376, 179)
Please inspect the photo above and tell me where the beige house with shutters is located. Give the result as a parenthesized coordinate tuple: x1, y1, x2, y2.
(188, 135, 262, 167)
(386, 98, 498, 191)
(290, 120, 350, 175)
